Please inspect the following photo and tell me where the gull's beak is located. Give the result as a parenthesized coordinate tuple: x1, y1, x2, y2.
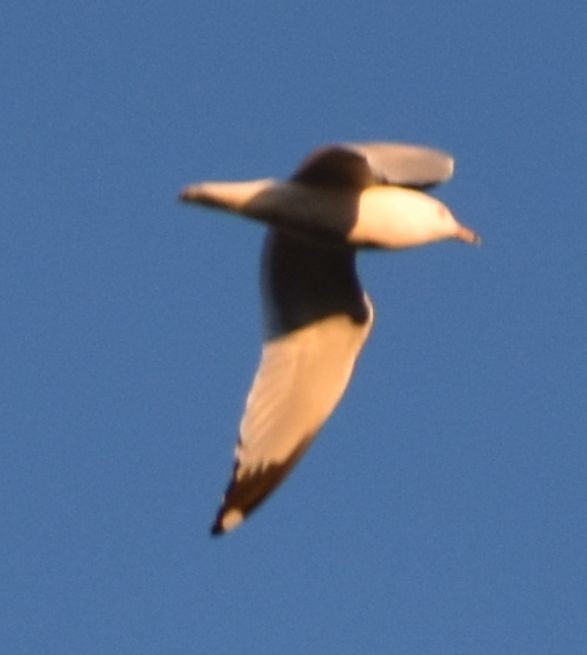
(455, 224, 482, 246)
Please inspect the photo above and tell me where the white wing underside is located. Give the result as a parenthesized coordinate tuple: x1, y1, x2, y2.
(241, 301, 373, 464)
(214, 297, 373, 533)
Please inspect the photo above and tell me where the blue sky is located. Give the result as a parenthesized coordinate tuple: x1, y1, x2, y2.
(2, 2, 586, 653)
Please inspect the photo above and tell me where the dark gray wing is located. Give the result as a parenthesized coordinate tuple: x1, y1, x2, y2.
(292, 142, 454, 189)
(211, 230, 373, 535)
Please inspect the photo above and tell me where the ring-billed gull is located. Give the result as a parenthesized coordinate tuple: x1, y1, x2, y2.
(180, 142, 480, 535)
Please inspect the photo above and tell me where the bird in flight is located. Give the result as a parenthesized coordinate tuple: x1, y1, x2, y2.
(180, 142, 480, 535)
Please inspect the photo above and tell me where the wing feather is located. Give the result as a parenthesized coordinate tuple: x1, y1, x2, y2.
(211, 304, 373, 535)
(211, 231, 373, 535)
(292, 142, 454, 189)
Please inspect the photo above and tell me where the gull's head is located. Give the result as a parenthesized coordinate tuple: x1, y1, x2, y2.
(350, 186, 481, 250)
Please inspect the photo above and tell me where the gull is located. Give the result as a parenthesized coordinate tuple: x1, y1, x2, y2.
(180, 142, 480, 535)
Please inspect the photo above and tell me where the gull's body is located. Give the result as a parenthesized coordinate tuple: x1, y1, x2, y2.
(180, 142, 479, 535)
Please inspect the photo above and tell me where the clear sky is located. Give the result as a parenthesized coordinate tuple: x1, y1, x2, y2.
(3, 2, 586, 653)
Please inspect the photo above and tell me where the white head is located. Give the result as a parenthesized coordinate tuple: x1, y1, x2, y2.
(349, 185, 480, 249)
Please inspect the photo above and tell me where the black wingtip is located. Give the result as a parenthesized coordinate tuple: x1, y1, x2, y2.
(210, 509, 226, 537)
(210, 521, 224, 537)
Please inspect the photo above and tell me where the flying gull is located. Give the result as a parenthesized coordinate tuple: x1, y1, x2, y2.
(180, 142, 480, 535)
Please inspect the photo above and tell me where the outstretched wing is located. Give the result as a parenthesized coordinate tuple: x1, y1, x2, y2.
(292, 142, 454, 189)
(211, 231, 373, 535)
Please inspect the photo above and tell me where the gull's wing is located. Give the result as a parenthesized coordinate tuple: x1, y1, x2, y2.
(292, 142, 454, 189)
(211, 231, 373, 535)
